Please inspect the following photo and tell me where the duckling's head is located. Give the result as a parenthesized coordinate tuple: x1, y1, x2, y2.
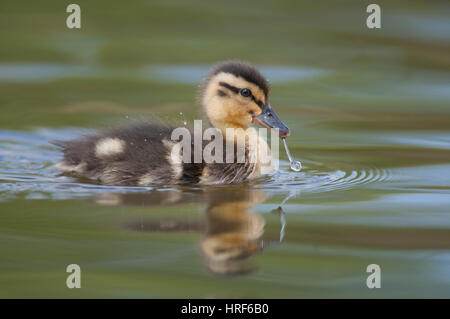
(202, 61, 290, 137)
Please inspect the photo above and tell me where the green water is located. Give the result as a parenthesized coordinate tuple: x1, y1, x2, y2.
(1, 1, 450, 298)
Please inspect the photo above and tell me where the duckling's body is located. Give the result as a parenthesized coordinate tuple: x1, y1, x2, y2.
(55, 122, 264, 185)
(54, 61, 290, 185)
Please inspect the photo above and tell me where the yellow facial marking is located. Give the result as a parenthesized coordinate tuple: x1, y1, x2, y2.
(203, 72, 268, 132)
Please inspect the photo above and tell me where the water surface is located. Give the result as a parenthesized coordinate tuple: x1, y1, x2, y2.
(0, 0, 450, 298)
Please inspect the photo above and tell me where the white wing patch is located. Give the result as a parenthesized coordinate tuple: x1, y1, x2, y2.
(162, 139, 183, 180)
(55, 161, 87, 173)
(95, 138, 126, 158)
(138, 173, 156, 186)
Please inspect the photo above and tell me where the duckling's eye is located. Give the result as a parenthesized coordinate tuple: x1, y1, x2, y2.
(240, 88, 252, 98)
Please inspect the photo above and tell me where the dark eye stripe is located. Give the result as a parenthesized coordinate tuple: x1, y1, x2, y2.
(219, 81, 264, 108)
(217, 90, 228, 97)
(219, 82, 239, 94)
(251, 96, 264, 108)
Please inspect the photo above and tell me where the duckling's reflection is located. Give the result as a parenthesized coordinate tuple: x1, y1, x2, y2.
(201, 190, 267, 275)
(94, 188, 286, 275)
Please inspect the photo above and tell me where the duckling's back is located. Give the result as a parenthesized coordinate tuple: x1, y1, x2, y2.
(54, 122, 265, 186)
(55, 123, 191, 185)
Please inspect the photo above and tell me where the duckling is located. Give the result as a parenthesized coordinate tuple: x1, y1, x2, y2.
(54, 61, 290, 185)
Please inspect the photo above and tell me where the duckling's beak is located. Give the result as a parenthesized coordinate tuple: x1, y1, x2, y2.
(253, 105, 291, 138)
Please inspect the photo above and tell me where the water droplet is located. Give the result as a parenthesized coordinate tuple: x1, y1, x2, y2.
(282, 138, 302, 172)
(290, 160, 302, 172)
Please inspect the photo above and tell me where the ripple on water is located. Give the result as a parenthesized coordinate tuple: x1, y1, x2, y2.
(0, 129, 392, 201)
(255, 162, 390, 193)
